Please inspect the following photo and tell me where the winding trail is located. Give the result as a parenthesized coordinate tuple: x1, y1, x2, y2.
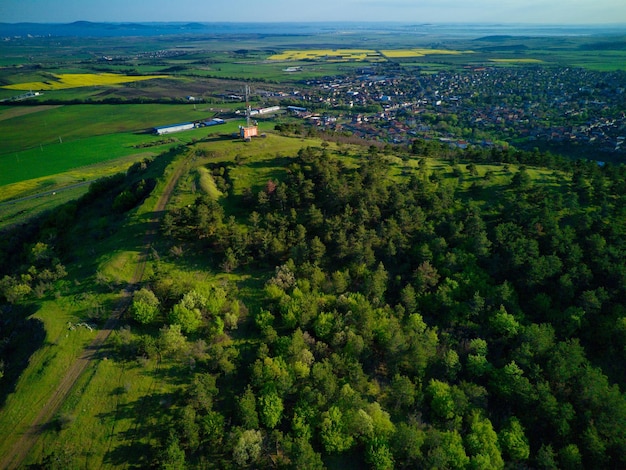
(1, 152, 190, 469)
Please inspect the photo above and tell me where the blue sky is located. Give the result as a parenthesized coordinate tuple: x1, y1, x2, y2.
(2, 0, 625, 24)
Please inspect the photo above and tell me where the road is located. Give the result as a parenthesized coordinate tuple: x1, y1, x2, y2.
(0, 152, 191, 469)
(0, 180, 93, 209)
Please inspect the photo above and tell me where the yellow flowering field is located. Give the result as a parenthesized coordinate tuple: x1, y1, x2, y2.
(3, 73, 169, 91)
(269, 49, 381, 61)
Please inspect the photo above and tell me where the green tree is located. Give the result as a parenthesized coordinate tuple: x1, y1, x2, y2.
(366, 262, 389, 305)
(388, 374, 416, 412)
(233, 429, 263, 467)
(258, 391, 284, 429)
(320, 406, 354, 453)
(464, 411, 504, 470)
(559, 444, 583, 470)
(427, 379, 456, 421)
(188, 372, 218, 412)
(366, 438, 395, 470)
(159, 433, 186, 470)
(499, 417, 530, 462)
(511, 167, 532, 189)
(489, 305, 520, 339)
(392, 421, 426, 467)
(536, 444, 558, 469)
(239, 386, 259, 429)
(425, 430, 469, 469)
(169, 302, 202, 334)
(285, 436, 325, 470)
(159, 324, 187, 357)
(0, 279, 32, 303)
(400, 284, 417, 315)
(131, 287, 160, 325)
(309, 236, 326, 264)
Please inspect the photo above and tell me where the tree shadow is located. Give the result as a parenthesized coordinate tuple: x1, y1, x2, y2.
(99, 390, 177, 468)
(0, 303, 45, 408)
(244, 155, 294, 170)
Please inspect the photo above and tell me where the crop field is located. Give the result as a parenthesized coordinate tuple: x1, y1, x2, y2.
(381, 48, 472, 58)
(2, 73, 170, 91)
(268, 48, 474, 63)
(489, 58, 545, 64)
(0, 120, 255, 189)
(268, 49, 384, 62)
(0, 104, 220, 155)
(548, 50, 626, 71)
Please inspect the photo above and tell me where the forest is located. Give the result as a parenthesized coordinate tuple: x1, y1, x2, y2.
(2, 135, 626, 469)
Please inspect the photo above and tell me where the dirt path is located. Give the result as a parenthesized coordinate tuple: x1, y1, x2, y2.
(0, 153, 190, 470)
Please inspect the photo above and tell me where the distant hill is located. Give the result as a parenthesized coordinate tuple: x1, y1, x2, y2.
(478, 44, 530, 52)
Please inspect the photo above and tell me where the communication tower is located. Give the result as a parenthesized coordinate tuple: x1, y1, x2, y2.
(239, 84, 258, 140)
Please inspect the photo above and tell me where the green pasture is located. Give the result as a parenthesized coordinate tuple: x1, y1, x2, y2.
(187, 60, 367, 81)
(0, 119, 251, 187)
(0, 104, 217, 154)
(546, 50, 626, 71)
(0, 133, 164, 187)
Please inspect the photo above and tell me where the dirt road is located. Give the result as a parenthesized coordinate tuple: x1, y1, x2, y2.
(0, 153, 190, 469)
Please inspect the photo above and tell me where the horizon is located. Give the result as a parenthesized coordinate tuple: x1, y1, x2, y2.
(3, 20, 626, 26)
(2, 0, 626, 25)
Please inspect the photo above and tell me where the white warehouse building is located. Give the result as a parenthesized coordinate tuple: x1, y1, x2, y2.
(154, 122, 195, 135)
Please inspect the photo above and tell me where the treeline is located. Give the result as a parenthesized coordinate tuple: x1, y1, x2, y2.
(0, 156, 161, 403)
(152, 145, 626, 468)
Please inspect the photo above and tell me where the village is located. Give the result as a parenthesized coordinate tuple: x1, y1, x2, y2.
(260, 63, 626, 158)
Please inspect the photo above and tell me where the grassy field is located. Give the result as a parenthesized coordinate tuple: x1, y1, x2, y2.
(381, 48, 472, 58)
(0, 104, 221, 154)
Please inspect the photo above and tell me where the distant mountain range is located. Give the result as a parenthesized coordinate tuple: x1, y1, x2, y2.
(1, 21, 625, 38)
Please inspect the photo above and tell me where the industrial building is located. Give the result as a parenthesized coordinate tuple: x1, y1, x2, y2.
(153, 118, 225, 135)
(249, 106, 281, 116)
(202, 118, 225, 127)
(154, 122, 195, 135)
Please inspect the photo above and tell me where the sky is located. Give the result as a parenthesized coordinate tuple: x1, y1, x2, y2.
(2, 0, 626, 25)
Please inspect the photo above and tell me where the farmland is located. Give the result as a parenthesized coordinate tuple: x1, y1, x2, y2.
(2, 73, 170, 91)
(268, 49, 383, 61)
(381, 48, 472, 58)
(489, 58, 545, 64)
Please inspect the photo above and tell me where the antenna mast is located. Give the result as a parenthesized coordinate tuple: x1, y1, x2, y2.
(245, 84, 252, 128)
